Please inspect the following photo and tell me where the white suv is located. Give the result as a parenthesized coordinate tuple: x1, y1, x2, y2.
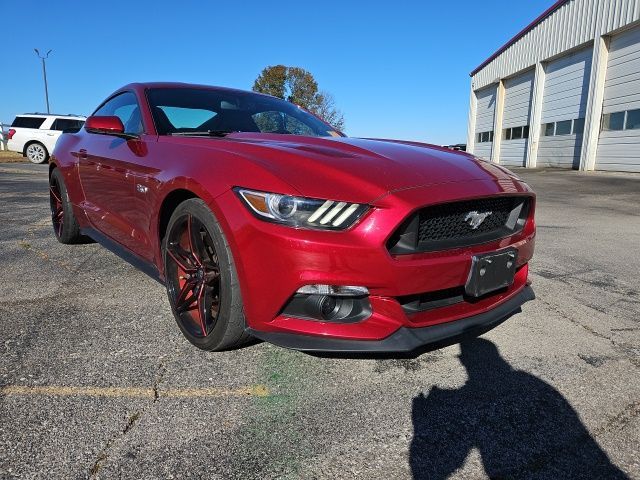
(7, 114, 86, 163)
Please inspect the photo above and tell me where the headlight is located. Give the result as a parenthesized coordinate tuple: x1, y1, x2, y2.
(235, 188, 368, 230)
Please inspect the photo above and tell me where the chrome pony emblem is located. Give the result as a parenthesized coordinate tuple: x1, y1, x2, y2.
(464, 211, 493, 229)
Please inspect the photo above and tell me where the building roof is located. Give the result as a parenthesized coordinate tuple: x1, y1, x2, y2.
(470, 0, 569, 76)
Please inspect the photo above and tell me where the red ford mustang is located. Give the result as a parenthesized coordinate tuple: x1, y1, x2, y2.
(50, 82, 535, 353)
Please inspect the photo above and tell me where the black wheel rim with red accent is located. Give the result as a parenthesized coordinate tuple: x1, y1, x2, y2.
(165, 214, 221, 338)
(49, 177, 64, 238)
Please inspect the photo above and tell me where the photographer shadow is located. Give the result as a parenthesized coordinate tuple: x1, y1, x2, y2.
(410, 338, 627, 479)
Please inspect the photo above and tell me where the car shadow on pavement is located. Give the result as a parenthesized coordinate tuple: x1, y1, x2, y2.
(410, 338, 628, 480)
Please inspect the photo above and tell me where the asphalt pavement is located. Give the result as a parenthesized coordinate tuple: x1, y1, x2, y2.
(0, 162, 638, 479)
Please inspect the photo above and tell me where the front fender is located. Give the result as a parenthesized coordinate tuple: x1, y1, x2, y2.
(51, 133, 87, 226)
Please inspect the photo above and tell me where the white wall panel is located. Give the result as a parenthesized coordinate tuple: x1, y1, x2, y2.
(538, 47, 592, 168)
(471, 85, 497, 160)
(538, 134, 585, 167)
(503, 70, 535, 128)
(597, 130, 640, 171)
(471, 0, 640, 91)
(475, 86, 497, 132)
(500, 139, 529, 167)
(597, 26, 640, 171)
(468, 0, 640, 172)
(602, 27, 640, 113)
(541, 47, 592, 122)
(499, 71, 534, 166)
(473, 143, 493, 160)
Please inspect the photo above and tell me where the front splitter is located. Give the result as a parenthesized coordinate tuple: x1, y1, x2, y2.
(247, 286, 535, 353)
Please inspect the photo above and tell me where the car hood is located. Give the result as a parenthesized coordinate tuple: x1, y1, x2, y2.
(169, 133, 523, 204)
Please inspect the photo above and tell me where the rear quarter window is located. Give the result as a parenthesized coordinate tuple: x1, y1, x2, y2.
(51, 119, 85, 131)
(11, 117, 46, 129)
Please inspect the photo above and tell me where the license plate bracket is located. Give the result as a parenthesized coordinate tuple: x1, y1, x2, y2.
(465, 249, 517, 298)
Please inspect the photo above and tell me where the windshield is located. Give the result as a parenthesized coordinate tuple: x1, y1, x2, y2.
(146, 87, 341, 138)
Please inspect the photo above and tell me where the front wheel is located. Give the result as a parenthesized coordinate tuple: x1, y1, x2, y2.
(163, 199, 250, 351)
(49, 168, 82, 244)
(26, 142, 49, 164)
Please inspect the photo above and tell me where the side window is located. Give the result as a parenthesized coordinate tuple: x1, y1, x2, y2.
(51, 119, 85, 131)
(544, 123, 555, 136)
(94, 92, 144, 135)
(555, 120, 572, 136)
(625, 109, 640, 130)
(602, 112, 625, 131)
(11, 117, 46, 129)
(511, 127, 523, 140)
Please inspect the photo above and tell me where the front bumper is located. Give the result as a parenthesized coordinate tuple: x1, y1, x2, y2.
(214, 178, 536, 347)
(248, 286, 535, 352)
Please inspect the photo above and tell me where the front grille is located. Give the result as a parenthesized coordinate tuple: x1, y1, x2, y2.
(418, 197, 515, 243)
(388, 196, 530, 254)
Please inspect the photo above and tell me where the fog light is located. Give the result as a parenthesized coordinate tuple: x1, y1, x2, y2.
(318, 295, 339, 320)
(296, 284, 369, 297)
(281, 293, 372, 323)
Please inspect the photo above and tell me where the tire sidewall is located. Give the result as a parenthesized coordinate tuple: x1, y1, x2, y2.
(50, 169, 76, 243)
(27, 142, 48, 164)
(162, 198, 242, 350)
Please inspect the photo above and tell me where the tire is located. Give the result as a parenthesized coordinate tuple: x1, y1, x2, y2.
(49, 168, 83, 244)
(162, 198, 250, 351)
(26, 142, 49, 164)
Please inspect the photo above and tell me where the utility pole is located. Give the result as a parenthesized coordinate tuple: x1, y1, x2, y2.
(34, 49, 52, 114)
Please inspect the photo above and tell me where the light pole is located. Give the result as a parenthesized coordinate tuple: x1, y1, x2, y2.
(34, 49, 52, 114)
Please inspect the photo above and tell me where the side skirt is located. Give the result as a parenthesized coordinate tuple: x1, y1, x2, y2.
(80, 227, 164, 285)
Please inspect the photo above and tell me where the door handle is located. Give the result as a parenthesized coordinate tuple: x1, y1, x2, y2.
(78, 149, 88, 160)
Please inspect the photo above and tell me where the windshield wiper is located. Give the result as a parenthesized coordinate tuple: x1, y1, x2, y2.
(169, 130, 236, 137)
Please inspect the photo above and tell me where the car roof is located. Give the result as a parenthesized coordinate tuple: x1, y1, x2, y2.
(16, 113, 86, 119)
(116, 82, 278, 100)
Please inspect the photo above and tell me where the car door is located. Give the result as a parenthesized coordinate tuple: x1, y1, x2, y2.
(39, 117, 59, 153)
(78, 92, 151, 257)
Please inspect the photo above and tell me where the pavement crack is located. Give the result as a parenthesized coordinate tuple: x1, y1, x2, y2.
(152, 359, 168, 403)
(533, 268, 597, 281)
(87, 358, 168, 477)
(594, 399, 640, 435)
(89, 411, 142, 478)
(122, 411, 141, 435)
(536, 296, 640, 370)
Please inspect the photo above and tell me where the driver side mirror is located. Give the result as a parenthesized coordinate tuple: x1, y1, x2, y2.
(85, 116, 137, 139)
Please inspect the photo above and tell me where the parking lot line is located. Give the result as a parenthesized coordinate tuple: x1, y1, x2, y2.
(0, 384, 270, 398)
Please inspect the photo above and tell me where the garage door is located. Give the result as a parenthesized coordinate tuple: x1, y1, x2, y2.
(473, 85, 497, 160)
(597, 27, 640, 172)
(538, 47, 592, 168)
(500, 70, 535, 167)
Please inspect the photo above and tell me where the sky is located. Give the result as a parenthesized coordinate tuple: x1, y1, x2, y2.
(0, 0, 552, 145)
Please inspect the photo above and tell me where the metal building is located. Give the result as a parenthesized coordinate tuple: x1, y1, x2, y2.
(467, 0, 640, 172)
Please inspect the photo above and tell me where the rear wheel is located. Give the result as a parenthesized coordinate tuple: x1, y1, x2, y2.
(26, 142, 48, 164)
(49, 168, 82, 244)
(163, 199, 250, 351)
